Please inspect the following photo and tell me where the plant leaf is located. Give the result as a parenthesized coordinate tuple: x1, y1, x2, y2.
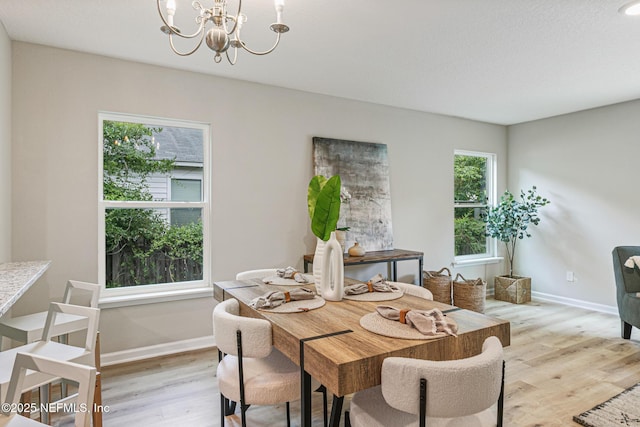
(311, 175, 341, 241)
(307, 175, 327, 220)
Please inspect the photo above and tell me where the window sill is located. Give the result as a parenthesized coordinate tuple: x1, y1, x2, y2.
(99, 286, 213, 309)
(452, 257, 503, 267)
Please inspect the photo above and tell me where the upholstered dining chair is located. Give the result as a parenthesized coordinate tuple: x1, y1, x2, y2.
(214, 298, 300, 427)
(0, 280, 101, 351)
(612, 246, 640, 339)
(0, 353, 96, 427)
(390, 282, 434, 300)
(0, 303, 100, 408)
(232, 268, 329, 426)
(345, 336, 505, 427)
(235, 269, 279, 280)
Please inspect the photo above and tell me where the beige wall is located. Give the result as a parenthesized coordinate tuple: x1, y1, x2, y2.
(508, 100, 640, 309)
(11, 42, 507, 353)
(0, 21, 10, 263)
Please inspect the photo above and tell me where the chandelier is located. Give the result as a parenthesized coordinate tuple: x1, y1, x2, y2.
(157, 0, 289, 65)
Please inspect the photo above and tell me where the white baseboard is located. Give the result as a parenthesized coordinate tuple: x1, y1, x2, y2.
(531, 291, 618, 315)
(101, 336, 216, 367)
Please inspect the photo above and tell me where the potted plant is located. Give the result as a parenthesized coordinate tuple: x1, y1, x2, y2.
(308, 174, 344, 296)
(485, 186, 550, 303)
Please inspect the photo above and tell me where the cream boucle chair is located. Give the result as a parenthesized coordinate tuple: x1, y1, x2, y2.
(214, 298, 300, 427)
(391, 282, 434, 300)
(233, 268, 329, 426)
(235, 269, 279, 280)
(0, 353, 96, 427)
(346, 336, 505, 427)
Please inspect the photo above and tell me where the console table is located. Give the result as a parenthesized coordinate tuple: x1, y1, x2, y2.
(303, 248, 424, 286)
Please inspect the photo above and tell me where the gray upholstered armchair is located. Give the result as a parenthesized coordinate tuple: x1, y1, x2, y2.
(612, 246, 640, 339)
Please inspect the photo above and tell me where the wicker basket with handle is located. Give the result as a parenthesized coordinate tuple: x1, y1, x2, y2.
(422, 267, 452, 304)
(452, 273, 486, 313)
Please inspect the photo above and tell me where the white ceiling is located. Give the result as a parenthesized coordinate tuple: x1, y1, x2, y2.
(1, 0, 640, 125)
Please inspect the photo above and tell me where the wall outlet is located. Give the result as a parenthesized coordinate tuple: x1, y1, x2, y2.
(566, 271, 575, 282)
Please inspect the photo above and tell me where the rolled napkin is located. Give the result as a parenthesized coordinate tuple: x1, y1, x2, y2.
(344, 273, 400, 295)
(249, 287, 315, 309)
(624, 256, 640, 269)
(375, 305, 458, 337)
(262, 266, 308, 283)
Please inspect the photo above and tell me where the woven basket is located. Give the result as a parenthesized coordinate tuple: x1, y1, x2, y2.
(452, 273, 486, 313)
(422, 267, 452, 304)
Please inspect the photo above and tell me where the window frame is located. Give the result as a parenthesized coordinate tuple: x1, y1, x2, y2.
(97, 112, 211, 303)
(453, 150, 497, 264)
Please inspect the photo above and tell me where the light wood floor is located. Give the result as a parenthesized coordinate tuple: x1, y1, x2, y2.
(49, 298, 640, 426)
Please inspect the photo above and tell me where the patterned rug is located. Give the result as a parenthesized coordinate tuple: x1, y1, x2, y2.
(573, 383, 640, 426)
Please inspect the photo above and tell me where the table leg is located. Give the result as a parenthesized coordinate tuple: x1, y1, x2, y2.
(301, 370, 312, 427)
(304, 259, 311, 274)
(329, 395, 344, 427)
(418, 256, 423, 286)
(392, 261, 398, 281)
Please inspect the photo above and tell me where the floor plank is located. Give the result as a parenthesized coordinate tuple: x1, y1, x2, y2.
(47, 298, 640, 426)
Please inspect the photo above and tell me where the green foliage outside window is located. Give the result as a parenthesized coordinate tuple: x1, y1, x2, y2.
(103, 121, 203, 288)
(454, 154, 488, 257)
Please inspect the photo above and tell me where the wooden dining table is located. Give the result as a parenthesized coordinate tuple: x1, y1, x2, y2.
(213, 277, 510, 427)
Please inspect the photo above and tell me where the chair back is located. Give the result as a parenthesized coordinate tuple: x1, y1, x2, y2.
(390, 282, 433, 300)
(612, 246, 640, 305)
(235, 269, 279, 280)
(2, 352, 96, 427)
(62, 280, 101, 308)
(42, 303, 100, 353)
(213, 299, 272, 358)
(381, 336, 503, 418)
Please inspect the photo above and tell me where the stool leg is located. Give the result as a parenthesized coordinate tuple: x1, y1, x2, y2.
(92, 372, 103, 427)
(40, 385, 50, 424)
(93, 332, 103, 427)
(60, 334, 69, 397)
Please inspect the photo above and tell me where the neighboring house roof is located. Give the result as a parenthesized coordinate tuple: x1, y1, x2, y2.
(151, 125, 203, 164)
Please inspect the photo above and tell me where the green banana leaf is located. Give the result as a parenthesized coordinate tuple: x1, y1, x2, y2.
(307, 175, 328, 220)
(311, 175, 341, 241)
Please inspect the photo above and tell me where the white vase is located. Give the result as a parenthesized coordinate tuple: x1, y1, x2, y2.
(313, 237, 325, 295)
(320, 231, 344, 301)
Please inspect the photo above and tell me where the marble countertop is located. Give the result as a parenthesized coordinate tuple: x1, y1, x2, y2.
(0, 260, 51, 318)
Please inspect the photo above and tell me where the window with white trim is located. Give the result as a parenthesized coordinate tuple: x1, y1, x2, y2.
(454, 150, 496, 261)
(98, 113, 210, 297)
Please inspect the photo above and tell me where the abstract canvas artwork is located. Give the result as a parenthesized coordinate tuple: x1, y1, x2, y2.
(313, 137, 394, 252)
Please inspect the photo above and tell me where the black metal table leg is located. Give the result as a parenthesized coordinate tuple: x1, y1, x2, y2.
(301, 370, 312, 427)
(329, 395, 344, 427)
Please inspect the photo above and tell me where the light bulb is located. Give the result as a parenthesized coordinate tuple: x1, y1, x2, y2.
(619, 1, 640, 16)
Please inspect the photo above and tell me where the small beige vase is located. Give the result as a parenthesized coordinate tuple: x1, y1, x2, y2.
(348, 242, 366, 257)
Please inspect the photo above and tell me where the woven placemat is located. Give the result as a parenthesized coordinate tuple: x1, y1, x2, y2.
(344, 289, 404, 301)
(256, 296, 325, 313)
(359, 312, 452, 340)
(262, 274, 315, 286)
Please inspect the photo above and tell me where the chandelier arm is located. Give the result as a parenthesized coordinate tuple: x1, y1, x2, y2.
(168, 30, 206, 56)
(226, 46, 239, 65)
(157, 0, 209, 39)
(224, 0, 242, 35)
(238, 32, 281, 56)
